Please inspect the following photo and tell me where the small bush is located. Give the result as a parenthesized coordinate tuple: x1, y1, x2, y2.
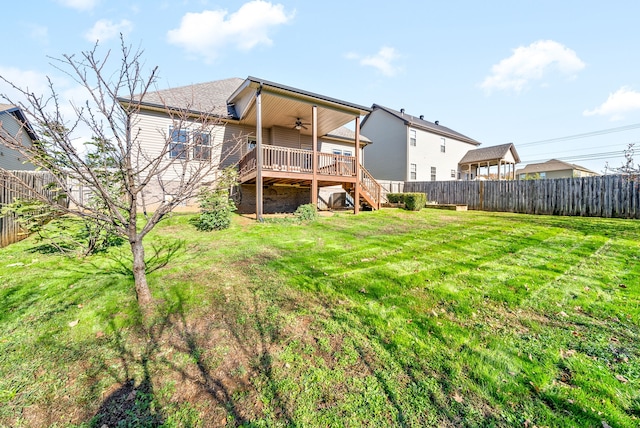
(294, 204, 319, 222)
(191, 188, 236, 231)
(387, 193, 404, 204)
(386, 192, 426, 210)
(191, 168, 238, 231)
(404, 193, 426, 211)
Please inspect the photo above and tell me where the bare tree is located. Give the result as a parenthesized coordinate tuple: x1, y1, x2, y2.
(0, 38, 241, 313)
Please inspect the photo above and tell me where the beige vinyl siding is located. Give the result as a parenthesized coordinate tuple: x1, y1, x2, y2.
(318, 140, 357, 156)
(0, 112, 36, 171)
(130, 111, 228, 182)
(271, 126, 311, 150)
(221, 123, 259, 166)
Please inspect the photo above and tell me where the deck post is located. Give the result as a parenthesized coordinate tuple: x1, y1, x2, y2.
(311, 105, 318, 207)
(256, 85, 263, 221)
(354, 116, 360, 214)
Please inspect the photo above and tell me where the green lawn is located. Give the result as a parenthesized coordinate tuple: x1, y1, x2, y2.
(1, 208, 639, 427)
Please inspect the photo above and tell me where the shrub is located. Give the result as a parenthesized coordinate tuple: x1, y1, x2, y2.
(403, 193, 426, 211)
(294, 204, 319, 222)
(387, 193, 404, 204)
(190, 188, 236, 231)
(386, 192, 426, 211)
(191, 168, 238, 231)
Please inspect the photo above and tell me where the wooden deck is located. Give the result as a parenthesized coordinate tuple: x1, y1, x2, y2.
(238, 145, 382, 209)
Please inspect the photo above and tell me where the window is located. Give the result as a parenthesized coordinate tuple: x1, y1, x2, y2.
(409, 129, 416, 147)
(431, 166, 436, 181)
(440, 138, 446, 153)
(193, 132, 211, 161)
(540, 172, 546, 179)
(410, 163, 417, 180)
(247, 137, 257, 152)
(332, 149, 352, 156)
(169, 128, 188, 159)
(519, 173, 526, 180)
(451, 169, 456, 178)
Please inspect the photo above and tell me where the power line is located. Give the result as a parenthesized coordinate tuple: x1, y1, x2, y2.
(518, 122, 640, 148)
(521, 149, 628, 165)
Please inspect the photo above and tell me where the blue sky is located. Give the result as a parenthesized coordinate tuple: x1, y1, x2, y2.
(2, 0, 640, 173)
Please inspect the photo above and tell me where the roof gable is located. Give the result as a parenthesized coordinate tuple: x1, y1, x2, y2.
(0, 104, 38, 141)
(459, 143, 521, 164)
(516, 159, 598, 175)
(365, 104, 481, 146)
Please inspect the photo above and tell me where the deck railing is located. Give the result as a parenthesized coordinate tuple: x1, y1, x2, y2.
(359, 165, 382, 209)
(238, 145, 382, 210)
(239, 145, 357, 179)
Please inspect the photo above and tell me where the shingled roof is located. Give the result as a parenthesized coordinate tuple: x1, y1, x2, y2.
(458, 143, 520, 164)
(125, 77, 245, 117)
(121, 77, 369, 142)
(363, 104, 481, 146)
(515, 159, 598, 175)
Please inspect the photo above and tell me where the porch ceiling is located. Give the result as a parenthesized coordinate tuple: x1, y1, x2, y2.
(228, 77, 371, 136)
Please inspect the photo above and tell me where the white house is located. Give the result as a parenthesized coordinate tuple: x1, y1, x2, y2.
(0, 104, 37, 171)
(360, 104, 481, 182)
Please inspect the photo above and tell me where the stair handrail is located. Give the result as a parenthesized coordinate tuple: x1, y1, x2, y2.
(359, 165, 382, 209)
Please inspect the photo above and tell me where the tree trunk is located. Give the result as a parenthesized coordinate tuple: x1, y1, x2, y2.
(131, 238, 153, 307)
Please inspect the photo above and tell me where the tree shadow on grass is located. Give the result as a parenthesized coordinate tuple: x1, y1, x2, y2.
(82, 280, 294, 427)
(101, 238, 187, 276)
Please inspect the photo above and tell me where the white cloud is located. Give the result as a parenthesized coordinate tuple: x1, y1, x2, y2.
(167, 1, 294, 63)
(85, 19, 133, 42)
(0, 66, 51, 106)
(583, 87, 640, 121)
(346, 46, 402, 77)
(57, 0, 100, 11)
(481, 40, 585, 93)
(0, 66, 93, 148)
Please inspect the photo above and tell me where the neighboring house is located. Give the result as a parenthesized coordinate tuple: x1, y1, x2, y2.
(0, 104, 37, 171)
(118, 76, 381, 216)
(458, 143, 520, 180)
(516, 159, 600, 180)
(360, 104, 481, 182)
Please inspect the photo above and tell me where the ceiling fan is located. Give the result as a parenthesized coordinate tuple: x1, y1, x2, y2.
(292, 118, 311, 130)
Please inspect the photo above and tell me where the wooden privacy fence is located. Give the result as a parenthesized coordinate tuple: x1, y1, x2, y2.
(404, 175, 640, 219)
(0, 170, 61, 247)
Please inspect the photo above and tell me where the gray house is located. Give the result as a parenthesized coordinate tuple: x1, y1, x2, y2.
(0, 104, 36, 171)
(360, 104, 481, 182)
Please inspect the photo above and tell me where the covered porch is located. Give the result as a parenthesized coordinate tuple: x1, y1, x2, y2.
(228, 77, 381, 219)
(458, 143, 521, 181)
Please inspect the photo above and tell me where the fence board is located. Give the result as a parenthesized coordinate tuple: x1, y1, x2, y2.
(0, 171, 60, 247)
(404, 176, 640, 219)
